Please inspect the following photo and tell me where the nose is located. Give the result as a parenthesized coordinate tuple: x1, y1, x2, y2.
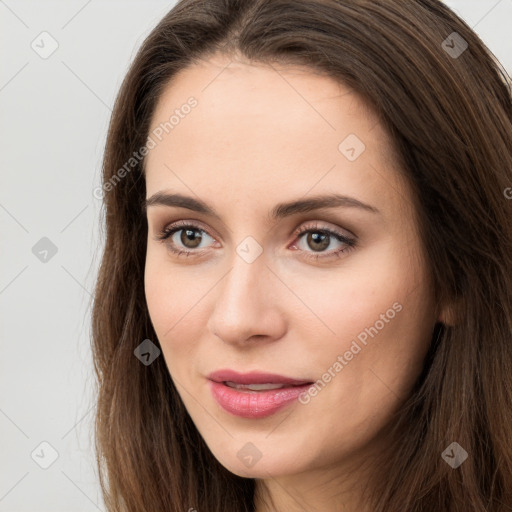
(206, 249, 287, 347)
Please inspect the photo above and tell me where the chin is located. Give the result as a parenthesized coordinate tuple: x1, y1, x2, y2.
(213, 449, 302, 479)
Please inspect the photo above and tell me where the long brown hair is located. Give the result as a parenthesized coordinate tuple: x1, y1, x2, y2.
(91, 1, 512, 510)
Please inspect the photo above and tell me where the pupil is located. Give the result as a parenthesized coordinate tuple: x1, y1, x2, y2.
(181, 229, 202, 248)
(309, 232, 329, 252)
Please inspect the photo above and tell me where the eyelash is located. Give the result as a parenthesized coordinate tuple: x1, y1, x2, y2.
(155, 220, 356, 261)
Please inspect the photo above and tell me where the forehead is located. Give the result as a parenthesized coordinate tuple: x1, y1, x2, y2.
(148, 54, 381, 147)
(144, 54, 411, 222)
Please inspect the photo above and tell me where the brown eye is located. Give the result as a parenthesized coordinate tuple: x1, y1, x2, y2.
(292, 222, 357, 261)
(305, 232, 330, 252)
(156, 221, 216, 257)
(179, 227, 203, 249)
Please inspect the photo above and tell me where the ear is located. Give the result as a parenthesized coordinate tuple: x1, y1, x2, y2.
(437, 300, 458, 327)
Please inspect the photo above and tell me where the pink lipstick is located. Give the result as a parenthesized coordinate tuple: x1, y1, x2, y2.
(207, 369, 314, 419)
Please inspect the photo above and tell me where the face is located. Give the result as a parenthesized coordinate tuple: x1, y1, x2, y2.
(143, 53, 440, 481)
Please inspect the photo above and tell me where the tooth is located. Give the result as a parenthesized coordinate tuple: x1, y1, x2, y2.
(225, 381, 286, 391)
(246, 383, 286, 391)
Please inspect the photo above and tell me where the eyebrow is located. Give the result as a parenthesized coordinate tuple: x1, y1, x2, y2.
(144, 192, 380, 222)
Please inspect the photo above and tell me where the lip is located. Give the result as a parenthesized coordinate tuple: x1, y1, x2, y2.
(207, 369, 314, 419)
(207, 369, 313, 386)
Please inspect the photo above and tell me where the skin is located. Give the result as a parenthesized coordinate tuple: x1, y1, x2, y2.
(143, 53, 448, 511)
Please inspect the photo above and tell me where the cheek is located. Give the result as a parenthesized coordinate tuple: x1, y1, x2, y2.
(295, 283, 433, 464)
(144, 253, 173, 332)
(144, 252, 204, 357)
(282, 261, 413, 353)
(298, 244, 433, 398)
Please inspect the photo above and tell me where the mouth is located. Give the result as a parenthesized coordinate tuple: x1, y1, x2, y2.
(221, 381, 311, 392)
(207, 369, 315, 418)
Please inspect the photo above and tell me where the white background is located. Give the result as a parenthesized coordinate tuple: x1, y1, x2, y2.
(1, 1, 510, 510)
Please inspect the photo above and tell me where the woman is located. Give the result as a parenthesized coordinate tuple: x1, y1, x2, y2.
(91, 0, 512, 510)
